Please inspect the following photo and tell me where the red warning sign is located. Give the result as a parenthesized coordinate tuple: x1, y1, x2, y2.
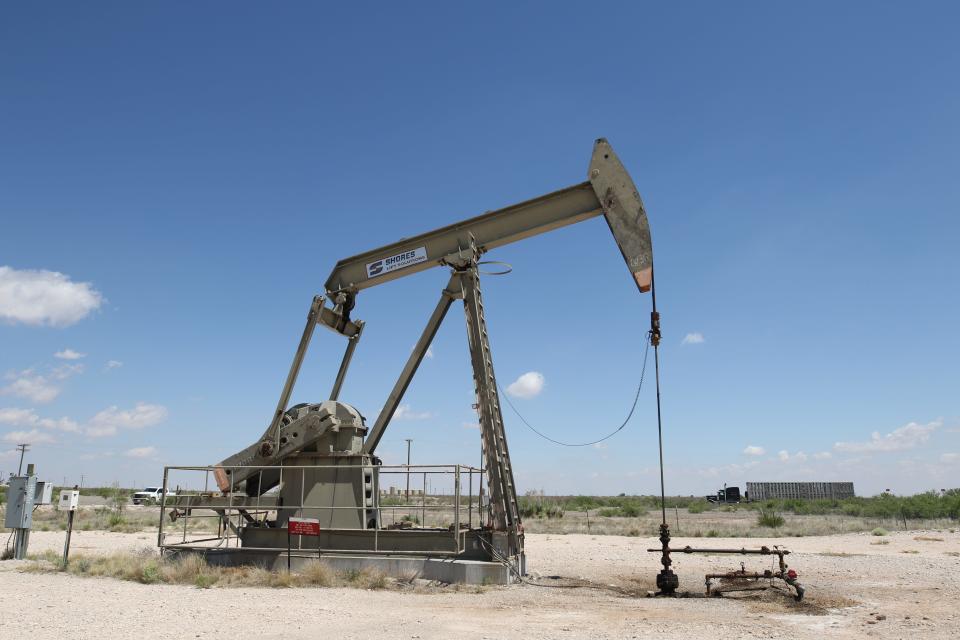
(287, 517, 321, 536)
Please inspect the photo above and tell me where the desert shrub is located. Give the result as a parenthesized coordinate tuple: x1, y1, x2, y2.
(620, 503, 645, 518)
(140, 562, 161, 584)
(194, 573, 218, 588)
(544, 505, 564, 519)
(872, 527, 889, 536)
(561, 496, 608, 512)
(73, 557, 92, 573)
(757, 509, 785, 528)
(519, 497, 565, 519)
(686, 500, 711, 514)
(269, 571, 296, 588)
(594, 503, 645, 518)
(359, 569, 389, 589)
(160, 554, 208, 583)
(518, 497, 541, 518)
(339, 568, 361, 583)
(841, 503, 863, 517)
(301, 560, 335, 586)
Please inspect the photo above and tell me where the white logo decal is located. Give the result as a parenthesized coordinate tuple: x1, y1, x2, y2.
(366, 246, 427, 278)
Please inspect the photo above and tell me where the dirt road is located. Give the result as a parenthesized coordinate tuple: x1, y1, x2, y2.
(2, 529, 958, 639)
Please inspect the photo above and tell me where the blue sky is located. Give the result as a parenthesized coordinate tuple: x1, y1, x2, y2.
(1, 3, 957, 495)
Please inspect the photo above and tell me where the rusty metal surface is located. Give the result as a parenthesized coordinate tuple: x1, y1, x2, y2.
(647, 545, 792, 556)
(588, 138, 654, 293)
(647, 541, 805, 601)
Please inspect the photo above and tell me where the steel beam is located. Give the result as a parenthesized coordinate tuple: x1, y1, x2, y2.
(361, 273, 463, 454)
(324, 139, 652, 297)
(330, 320, 364, 401)
(262, 296, 323, 448)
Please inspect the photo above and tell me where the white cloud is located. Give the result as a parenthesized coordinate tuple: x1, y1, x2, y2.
(105, 360, 123, 370)
(0, 408, 35, 425)
(1, 369, 61, 404)
(124, 446, 157, 458)
(0, 407, 80, 432)
(1, 363, 84, 404)
(393, 404, 432, 421)
(51, 363, 84, 380)
(78, 451, 114, 460)
(0, 266, 103, 327)
(2, 429, 56, 444)
(777, 450, 808, 463)
(743, 445, 766, 456)
(814, 451, 832, 460)
(834, 419, 942, 453)
(697, 460, 760, 479)
(941, 453, 959, 464)
(506, 372, 545, 399)
(681, 332, 705, 345)
(85, 402, 168, 437)
(54, 348, 86, 360)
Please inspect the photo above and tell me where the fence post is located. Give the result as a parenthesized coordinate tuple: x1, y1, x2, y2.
(454, 465, 461, 552)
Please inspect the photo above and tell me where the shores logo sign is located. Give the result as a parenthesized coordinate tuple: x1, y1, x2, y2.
(366, 246, 428, 278)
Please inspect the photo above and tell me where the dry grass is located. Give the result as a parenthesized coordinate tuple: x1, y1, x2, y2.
(522, 509, 957, 538)
(913, 535, 944, 542)
(24, 551, 392, 590)
(11, 505, 211, 535)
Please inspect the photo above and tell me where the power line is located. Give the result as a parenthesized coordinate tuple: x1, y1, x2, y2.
(497, 334, 651, 447)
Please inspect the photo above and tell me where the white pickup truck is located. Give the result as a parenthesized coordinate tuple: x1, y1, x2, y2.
(131, 487, 175, 505)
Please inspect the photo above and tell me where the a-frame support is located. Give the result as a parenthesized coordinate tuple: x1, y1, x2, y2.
(361, 260, 523, 562)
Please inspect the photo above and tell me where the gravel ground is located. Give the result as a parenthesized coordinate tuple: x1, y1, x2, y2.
(1, 529, 958, 639)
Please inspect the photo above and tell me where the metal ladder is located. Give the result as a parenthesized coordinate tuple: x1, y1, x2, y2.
(460, 265, 522, 556)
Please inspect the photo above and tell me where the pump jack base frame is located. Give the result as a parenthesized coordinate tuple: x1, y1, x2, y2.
(162, 531, 519, 585)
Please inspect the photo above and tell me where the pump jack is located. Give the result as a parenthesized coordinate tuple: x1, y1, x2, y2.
(163, 139, 653, 580)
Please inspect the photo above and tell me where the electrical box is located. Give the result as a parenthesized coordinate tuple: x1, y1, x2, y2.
(59, 490, 80, 512)
(34, 481, 54, 505)
(3, 475, 37, 529)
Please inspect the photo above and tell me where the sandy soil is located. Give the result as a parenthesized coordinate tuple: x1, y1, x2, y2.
(2, 529, 958, 639)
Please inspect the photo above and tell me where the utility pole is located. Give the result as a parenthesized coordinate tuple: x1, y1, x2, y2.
(80, 474, 85, 489)
(405, 439, 413, 503)
(16, 443, 30, 476)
